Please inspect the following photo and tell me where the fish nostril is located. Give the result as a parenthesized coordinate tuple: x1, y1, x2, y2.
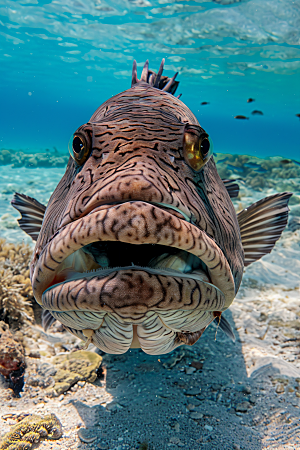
(169, 155, 175, 163)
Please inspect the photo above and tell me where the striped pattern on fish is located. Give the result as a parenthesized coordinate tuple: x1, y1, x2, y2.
(11, 59, 292, 354)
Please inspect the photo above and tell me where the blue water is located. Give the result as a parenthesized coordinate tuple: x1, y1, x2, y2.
(1, 0, 299, 159)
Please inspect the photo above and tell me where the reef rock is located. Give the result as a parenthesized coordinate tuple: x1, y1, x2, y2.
(0, 413, 62, 450)
(0, 322, 26, 395)
(46, 350, 102, 396)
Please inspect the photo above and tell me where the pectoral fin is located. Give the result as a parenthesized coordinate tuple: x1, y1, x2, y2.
(11, 193, 46, 241)
(214, 315, 235, 342)
(222, 179, 239, 198)
(41, 310, 56, 331)
(238, 192, 292, 266)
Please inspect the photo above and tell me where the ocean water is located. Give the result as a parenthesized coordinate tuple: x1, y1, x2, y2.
(1, 0, 299, 159)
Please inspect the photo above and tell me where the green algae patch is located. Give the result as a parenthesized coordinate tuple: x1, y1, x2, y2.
(48, 350, 102, 396)
(0, 413, 62, 450)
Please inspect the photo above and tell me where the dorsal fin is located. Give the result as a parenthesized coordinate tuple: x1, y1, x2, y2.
(238, 192, 292, 266)
(222, 179, 239, 198)
(131, 59, 180, 96)
(11, 193, 46, 241)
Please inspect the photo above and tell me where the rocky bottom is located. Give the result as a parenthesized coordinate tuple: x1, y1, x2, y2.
(0, 309, 300, 450)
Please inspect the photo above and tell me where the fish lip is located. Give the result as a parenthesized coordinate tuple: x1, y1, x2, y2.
(32, 200, 235, 311)
(42, 267, 226, 319)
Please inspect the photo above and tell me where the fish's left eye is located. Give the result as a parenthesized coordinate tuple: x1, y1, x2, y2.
(68, 126, 92, 166)
(183, 129, 213, 172)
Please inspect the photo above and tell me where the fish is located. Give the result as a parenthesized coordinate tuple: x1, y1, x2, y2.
(244, 162, 260, 169)
(247, 98, 255, 103)
(201, 102, 209, 105)
(234, 115, 249, 120)
(226, 164, 244, 173)
(11, 59, 292, 355)
(296, 114, 300, 118)
(251, 110, 264, 116)
(244, 162, 267, 173)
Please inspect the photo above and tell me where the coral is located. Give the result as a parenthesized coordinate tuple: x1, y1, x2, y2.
(0, 413, 62, 449)
(0, 149, 68, 169)
(215, 153, 300, 188)
(46, 350, 102, 396)
(0, 239, 34, 326)
(0, 322, 26, 395)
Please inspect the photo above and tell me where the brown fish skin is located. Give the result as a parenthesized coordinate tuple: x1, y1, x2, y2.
(234, 115, 249, 120)
(11, 60, 292, 354)
(29, 67, 243, 353)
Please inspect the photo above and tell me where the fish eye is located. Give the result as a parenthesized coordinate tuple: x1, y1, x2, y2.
(68, 127, 91, 165)
(183, 128, 213, 171)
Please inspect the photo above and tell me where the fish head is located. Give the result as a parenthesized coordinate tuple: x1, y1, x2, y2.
(31, 72, 244, 355)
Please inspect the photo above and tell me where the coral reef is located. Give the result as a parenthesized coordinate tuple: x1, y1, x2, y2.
(46, 350, 103, 396)
(0, 413, 62, 449)
(0, 322, 26, 396)
(0, 149, 68, 169)
(0, 239, 34, 326)
(215, 153, 300, 191)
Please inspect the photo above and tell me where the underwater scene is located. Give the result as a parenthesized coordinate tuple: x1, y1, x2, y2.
(1, 1, 300, 449)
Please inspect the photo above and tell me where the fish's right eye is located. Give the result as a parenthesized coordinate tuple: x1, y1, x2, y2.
(68, 126, 92, 165)
(183, 128, 212, 172)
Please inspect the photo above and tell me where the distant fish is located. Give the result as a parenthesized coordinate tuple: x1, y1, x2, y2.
(227, 164, 244, 173)
(251, 110, 264, 116)
(201, 102, 209, 105)
(244, 162, 261, 169)
(291, 159, 300, 166)
(217, 157, 229, 163)
(247, 98, 255, 103)
(281, 159, 291, 165)
(234, 115, 249, 120)
(296, 114, 300, 118)
(253, 167, 267, 174)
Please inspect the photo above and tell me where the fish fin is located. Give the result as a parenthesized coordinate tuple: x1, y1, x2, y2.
(41, 310, 56, 331)
(238, 192, 293, 266)
(11, 192, 46, 241)
(214, 316, 235, 342)
(132, 59, 180, 95)
(222, 179, 239, 198)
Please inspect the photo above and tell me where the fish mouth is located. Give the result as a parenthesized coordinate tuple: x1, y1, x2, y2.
(32, 201, 235, 354)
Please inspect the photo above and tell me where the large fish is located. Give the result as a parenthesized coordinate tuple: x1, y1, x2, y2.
(12, 60, 292, 355)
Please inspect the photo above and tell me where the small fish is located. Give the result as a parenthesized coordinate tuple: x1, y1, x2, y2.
(254, 167, 267, 174)
(201, 102, 209, 105)
(247, 98, 255, 103)
(227, 164, 244, 172)
(234, 115, 249, 120)
(244, 162, 267, 172)
(11, 58, 293, 356)
(291, 159, 300, 166)
(296, 114, 300, 118)
(251, 110, 264, 116)
(216, 156, 229, 163)
(281, 159, 291, 165)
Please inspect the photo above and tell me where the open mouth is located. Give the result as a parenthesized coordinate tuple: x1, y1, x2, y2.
(32, 201, 235, 354)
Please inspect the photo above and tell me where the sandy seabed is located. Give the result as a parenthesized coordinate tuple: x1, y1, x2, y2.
(0, 155, 300, 450)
